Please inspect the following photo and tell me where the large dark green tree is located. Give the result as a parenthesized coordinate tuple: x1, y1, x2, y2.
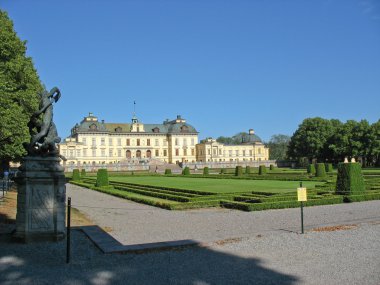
(266, 134, 290, 160)
(0, 10, 43, 168)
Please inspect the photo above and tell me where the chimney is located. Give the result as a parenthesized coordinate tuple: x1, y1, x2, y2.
(249, 129, 255, 135)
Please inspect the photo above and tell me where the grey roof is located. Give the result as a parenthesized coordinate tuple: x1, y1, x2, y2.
(242, 133, 263, 144)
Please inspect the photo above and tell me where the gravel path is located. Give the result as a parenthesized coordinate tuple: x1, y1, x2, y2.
(66, 183, 380, 245)
(1, 222, 379, 284)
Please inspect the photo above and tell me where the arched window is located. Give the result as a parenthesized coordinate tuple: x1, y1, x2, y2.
(136, 150, 141, 158)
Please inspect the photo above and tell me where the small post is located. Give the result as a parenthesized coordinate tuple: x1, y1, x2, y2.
(2, 179, 4, 197)
(66, 197, 71, 264)
(300, 182, 304, 234)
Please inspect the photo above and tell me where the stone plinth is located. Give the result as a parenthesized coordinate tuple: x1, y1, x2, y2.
(13, 156, 66, 242)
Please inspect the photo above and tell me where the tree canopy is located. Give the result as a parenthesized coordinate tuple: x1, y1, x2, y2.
(0, 10, 42, 166)
(266, 134, 290, 160)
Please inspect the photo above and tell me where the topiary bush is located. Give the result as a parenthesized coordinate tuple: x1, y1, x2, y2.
(72, 169, 81, 181)
(96, 169, 109, 187)
(220, 168, 226, 174)
(203, 167, 209, 175)
(235, 166, 243, 176)
(182, 166, 190, 175)
(336, 163, 365, 195)
(259, 165, 267, 175)
(164, 169, 172, 175)
(315, 163, 326, 177)
(307, 164, 316, 175)
(325, 163, 333, 173)
(270, 164, 275, 171)
(81, 169, 86, 178)
(245, 166, 251, 174)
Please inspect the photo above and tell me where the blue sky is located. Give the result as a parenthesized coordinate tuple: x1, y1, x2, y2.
(1, 0, 379, 141)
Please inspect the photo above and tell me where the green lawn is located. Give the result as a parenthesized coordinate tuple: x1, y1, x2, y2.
(109, 176, 323, 194)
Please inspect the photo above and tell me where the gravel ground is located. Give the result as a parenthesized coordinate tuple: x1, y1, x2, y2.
(66, 184, 380, 244)
(0, 222, 379, 285)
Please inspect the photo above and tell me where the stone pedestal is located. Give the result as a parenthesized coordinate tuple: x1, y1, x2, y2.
(13, 156, 66, 242)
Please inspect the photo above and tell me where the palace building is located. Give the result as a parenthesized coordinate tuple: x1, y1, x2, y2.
(59, 113, 269, 167)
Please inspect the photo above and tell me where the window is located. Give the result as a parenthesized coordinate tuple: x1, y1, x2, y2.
(101, 149, 105, 157)
(83, 149, 87, 157)
(147, 139, 150, 146)
(243, 150, 246, 156)
(126, 139, 130, 146)
(191, 148, 195, 156)
(163, 140, 168, 146)
(63, 150, 67, 156)
(250, 150, 253, 156)
(82, 138, 87, 145)
(175, 149, 179, 156)
(118, 149, 122, 157)
(236, 150, 239, 156)
(101, 138, 105, 146)
(219, 149, 222, 155)
(155, 150, 159, 156)
(191, 138, 195, 146)
(229, 150, 232, 156)
(213, 149, 217, 155)
(69, 150, 74, 157)
(92, 138, 96, 146)
(137, 139, 140, 146)
(184, 149, 187, 156)
(92, 149, 96, 157)
(155, 139, 159, 146)
(175, 138, 179, 146)
(109, 138, 113, 145)
(109, 149, 113, 157)
(183, 138, 187, 146)
(137, 126, 140, 132)
(163, 149, 167, 156)
(117, 138, 121, 146)
(153, 127, 160, 133)
(76, 149, 81, 157)
(208, 149, 211, 155)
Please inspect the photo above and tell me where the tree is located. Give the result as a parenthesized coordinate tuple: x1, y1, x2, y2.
(266, 134, 290, 160)
(370, 120, 380, 166)
(0, 10, 43, 168)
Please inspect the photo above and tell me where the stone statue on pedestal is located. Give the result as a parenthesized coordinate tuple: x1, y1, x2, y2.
(14, 87, 66, 242)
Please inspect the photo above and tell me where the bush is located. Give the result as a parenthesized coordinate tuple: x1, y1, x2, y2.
(315, 163, 326, 177)
(220, 168, 227, 174)
(307, 164, 316, 175)
(325, 163, 333, 173)
(81, 169, 86, 178)
(72, 169, 81, 181)
(270, 164, 275, 171)
(203, 167, 209, 175)
(182, 167, 190, 175)
(258, 165, 267, 175)
(164, 169, 172, 175)
(235, 166, 243, 176)
(336, 163, 365, 195)
(96, 169, 109, 187)
(245, 166, 251, 174)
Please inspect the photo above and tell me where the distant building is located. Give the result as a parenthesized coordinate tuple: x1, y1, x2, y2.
(196, 129, 269, 162)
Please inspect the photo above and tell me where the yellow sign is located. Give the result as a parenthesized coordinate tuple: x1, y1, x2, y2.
(297, 187, 307, 202)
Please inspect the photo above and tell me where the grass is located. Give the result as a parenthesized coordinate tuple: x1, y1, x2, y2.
(107, 176, 323, 194)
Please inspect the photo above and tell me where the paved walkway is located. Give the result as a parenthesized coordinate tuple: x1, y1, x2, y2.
(67, 184, 380, 245)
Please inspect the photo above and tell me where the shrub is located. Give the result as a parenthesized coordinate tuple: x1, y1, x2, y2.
(307, 164, 316, 175)
(245, 166, 251, 174)
(270, 164, 275, 170)
(96, 169, 109, 187)
(325, 163, 333, 173)
(336, 163, 365, 195)
(235, 166, 243, 176)
(315, 163, 326, 177)
(258, 165, 267, 175)
(164, 169, 172, 175)
(182, 167, 190, 175)
(220, 168, 226, 174)
(203, 167, 209, 175)
(81, 169, 86, 178)
(72, 169, 81, 181)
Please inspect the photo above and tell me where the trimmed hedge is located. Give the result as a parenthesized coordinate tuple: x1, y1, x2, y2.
(270, 164, 275, 171)
(220, 168, 226, 174)
(96, 169, 109, 187)
(259, 165, 267, 175)
(81, 168, 86, 178)
(325, 163, 333, 173)
(203, 167, 209, 175)
(307, 164, 316, 175)
(235, 166, 243, 176)
(182, 167, 190, 175)
(316, 163, 326, 177)
(336, 163, 365, 195)
(165, 169, 172, 175)
(343, 192, 380, 202)
(245, 166, 251, 174)
(72, 169, 81, 181)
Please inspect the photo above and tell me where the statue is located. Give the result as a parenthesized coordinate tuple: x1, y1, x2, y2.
(24, 87, 65, 160)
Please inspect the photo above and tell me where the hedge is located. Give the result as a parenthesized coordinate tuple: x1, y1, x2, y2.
(336, 163, 365, 195)
(316, 163, 326, 177)
(325, 163, 333, 173)
(245, 166, 251, 174)
(72, 169, 81, 181)
(96, 169, 109, 187)
(259, 165, 267, 175)
(182, 167, 190, 175)
(220, 168, 226, 174)
(235, 166, 243, 176)
(307, 164, 316, 175)
(81, 169, 86, 178)
(203, 167, 209, 175)
(343, 192, 380, 203)
(165, 169, 172, 175)
(270, 164, 275, 171)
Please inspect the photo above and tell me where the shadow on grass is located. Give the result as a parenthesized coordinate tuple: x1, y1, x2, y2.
(0, 229, 298, 285)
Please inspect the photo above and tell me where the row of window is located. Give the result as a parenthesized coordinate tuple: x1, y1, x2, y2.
(80, 137, 197, 147)
(199, 148, 263, 156)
